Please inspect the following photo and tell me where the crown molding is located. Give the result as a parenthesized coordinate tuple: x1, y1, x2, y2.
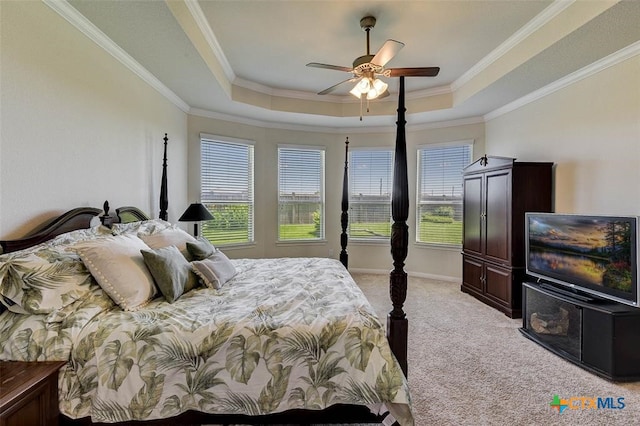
(183, 0, 235, 82)
(234, 76, 452, 103)
(189, 107, 484, 134)
(43, 0, 190, 112)
(485, 40, 640, 121)
(452, 0, 575, 91)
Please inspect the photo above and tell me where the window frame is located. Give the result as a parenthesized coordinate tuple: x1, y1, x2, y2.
(347, 147, 394, 243)
(199, 134, 255, 247)
(416, 140, 473, 248)
(277, 144, 326, 243)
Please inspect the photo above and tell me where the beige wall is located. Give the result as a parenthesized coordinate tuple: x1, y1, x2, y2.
(486, 56, 640, 215)
(0, 1, 188, 239)
(5, 2, 635, 282)
(188, 114, 485, 280)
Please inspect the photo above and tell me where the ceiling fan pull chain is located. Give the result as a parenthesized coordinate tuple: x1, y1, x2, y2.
(359, 95, 363, 121)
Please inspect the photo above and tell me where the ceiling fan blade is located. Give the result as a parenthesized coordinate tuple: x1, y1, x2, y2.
(388, 67, 440, 77)
(318, 77, 360, 95)
(371, 39, 405, 67)
(306, 62, 353, 73)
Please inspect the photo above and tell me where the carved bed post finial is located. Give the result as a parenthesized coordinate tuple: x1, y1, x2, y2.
(159, 133, 169, 221)
(389, 76, 409, 377)
(340, 137, 350, 268)
(100, 200, 114, 227)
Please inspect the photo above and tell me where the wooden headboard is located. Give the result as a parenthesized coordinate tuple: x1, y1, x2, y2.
(0, 201, 150, 255)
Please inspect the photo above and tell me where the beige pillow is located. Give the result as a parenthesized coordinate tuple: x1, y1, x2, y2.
(191, 251, 237, 290)
(139, 227, 196, 260)
(75, 234, 157, 311)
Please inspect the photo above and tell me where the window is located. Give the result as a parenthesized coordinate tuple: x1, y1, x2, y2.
(278, 146, 325, 241)
(417, 142, 472, 246)
(348, 149, 393, 240)
(200, 135, 254, 245)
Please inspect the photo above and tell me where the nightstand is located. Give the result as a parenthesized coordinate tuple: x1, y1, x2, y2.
(0, 361, 66, 426)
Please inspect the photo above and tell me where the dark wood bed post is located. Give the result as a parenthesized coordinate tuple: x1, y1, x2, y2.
(388, 76, 409, 377)
(340, 137, 349, 268)
(159, 133, 169, 221)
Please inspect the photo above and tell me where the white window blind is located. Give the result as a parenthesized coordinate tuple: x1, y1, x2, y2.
(200, 137, 254, 245)
(278, 146, 325, 241)
(417, 143, 472, 245)
(349, 149, 393, 240)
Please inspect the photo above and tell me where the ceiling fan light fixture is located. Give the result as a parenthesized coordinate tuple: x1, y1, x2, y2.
(350, 76, 387, 100)
(349, 85, 363, 98)
(368, 78, 388, 100)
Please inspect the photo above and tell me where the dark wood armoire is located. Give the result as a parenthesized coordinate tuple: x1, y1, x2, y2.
(461, 156, 553, 318)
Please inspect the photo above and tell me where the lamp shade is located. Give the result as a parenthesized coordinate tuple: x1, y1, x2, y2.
(178, 203, 214, 222)
(349, 77, 387, 100)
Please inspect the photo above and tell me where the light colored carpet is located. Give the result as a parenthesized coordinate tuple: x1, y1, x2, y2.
(352, 272, 640, 426)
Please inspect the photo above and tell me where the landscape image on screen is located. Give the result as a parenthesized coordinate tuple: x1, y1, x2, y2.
(528, 216, 633, 293)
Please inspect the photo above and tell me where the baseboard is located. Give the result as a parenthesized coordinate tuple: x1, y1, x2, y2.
(349, 268, 460, 283)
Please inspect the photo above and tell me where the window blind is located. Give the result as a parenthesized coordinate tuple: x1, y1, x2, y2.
(200, 138, 254, 245)
(278, 147, 325, 241)
(417, 144, 472, 245)
(349, 149, 393, 240)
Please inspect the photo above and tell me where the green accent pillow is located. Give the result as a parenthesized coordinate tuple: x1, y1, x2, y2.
(186, 237, 216, 261)
(141, 245, 198, 303)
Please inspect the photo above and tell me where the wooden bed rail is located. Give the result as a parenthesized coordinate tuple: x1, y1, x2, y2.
(389, 76, 409, 376)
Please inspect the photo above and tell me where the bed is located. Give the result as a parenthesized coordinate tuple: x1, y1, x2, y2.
(0, 78, 413, 425)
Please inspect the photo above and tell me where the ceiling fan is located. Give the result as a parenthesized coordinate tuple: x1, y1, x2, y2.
(307, 16, 440, 100)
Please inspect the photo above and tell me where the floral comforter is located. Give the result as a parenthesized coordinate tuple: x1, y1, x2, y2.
(0, 257, 413, 424)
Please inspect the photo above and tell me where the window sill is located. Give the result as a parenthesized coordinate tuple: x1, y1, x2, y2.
(414, 242, 462, 252)
(215, 242, 257, 250)
(275, 240, 327, 246)
(348, 239, 390, 245)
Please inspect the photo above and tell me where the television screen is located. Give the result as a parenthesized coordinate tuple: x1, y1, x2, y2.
(526, 213, 639, 307)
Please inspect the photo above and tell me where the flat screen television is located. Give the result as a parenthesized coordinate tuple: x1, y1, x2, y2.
(525, 213, 639, 307)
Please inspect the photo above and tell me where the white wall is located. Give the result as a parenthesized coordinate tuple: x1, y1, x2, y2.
(188, 113, 485, 280)
(486, 56, 640, 215)
(0, 1, 188, 239)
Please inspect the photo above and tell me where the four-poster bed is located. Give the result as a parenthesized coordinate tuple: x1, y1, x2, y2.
(0, 79, 412, 425)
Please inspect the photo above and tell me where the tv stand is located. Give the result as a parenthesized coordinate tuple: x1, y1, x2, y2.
(537, 282, 596, 303)
(521, 281, 640, 381)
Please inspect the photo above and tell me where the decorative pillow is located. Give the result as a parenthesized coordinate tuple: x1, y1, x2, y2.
(0, 247, 95, 315)
(47, 225, 113, 247)
(139, 228, 196, 260)
(186, 237, 216, 261)
(141, 245, 198, 303)
(75, 234, 157, 311)
(110, 219, 173, 236)
(191, 250, 237, 290)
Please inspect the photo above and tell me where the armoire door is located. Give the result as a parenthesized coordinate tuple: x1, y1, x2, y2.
(484, 169, 511, 264)
(462, 174, 483, 257)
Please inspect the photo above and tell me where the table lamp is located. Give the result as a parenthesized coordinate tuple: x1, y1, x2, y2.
(178, 202, 213, 236)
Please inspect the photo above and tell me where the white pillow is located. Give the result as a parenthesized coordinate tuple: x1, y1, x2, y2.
(75, 234, 157, 311)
